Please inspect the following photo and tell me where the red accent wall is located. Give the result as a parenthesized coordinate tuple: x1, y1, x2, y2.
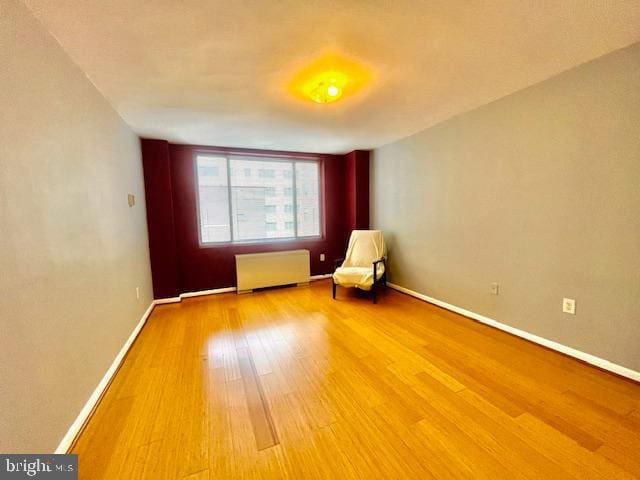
(141, 140, 369, 297)
(346, 150, 370, 231)
(141, 139, 180, 298)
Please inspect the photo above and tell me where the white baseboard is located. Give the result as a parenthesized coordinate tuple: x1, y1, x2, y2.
(153, 296, 181, 304)
(55, 301, 156, 453)
(179, 286, 236, 299)
(310, 274, 333, 281)
(154, 286, 237, 304)
(155, 277, 330, 304)
(387, 282, 640, 383)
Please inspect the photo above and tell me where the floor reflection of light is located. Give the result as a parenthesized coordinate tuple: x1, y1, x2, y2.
(201, 313, 335, 402)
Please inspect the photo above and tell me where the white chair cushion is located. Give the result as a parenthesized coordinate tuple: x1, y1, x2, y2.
(333, 264, 385, 291)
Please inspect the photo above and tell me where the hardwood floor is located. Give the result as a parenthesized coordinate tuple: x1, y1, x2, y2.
(72, 280, 640, 479)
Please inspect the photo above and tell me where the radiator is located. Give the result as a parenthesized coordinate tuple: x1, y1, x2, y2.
(235, 249, 310, 293)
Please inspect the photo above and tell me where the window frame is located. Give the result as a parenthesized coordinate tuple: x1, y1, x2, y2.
(194, 151, 324, 246)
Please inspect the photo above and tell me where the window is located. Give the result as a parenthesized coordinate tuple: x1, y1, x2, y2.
(196, 154, 321, 243)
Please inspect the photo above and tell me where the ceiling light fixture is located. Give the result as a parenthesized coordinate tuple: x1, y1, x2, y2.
(307, 72, 346, 104)
(288, 53, 372, 105)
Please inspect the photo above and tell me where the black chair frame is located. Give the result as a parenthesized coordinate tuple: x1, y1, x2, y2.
(332, 256, 387, 303)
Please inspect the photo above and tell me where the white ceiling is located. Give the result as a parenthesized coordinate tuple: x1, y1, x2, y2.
(24, 1, 640, 154)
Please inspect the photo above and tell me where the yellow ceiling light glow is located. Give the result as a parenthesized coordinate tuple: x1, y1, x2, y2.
(288, 53, 372, 105)
(305, 71, 347, 104)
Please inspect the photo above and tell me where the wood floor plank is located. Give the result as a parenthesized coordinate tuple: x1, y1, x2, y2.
(72, 280, 640, 479)
(236, 347, 279, 450)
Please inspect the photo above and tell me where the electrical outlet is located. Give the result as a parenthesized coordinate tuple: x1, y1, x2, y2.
(128, 194, 135, 207)
(490, 282, 499, 295)
(136, 287, 140, 300)
(562, 298, 576, 314)
(320, 253, 325, 261)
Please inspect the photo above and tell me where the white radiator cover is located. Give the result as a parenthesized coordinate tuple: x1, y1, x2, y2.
(235, 249, 310, 293)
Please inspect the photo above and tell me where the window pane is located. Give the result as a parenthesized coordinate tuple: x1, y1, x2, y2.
(295, 162, 320, 237)
(230, 158, 295, 240)
(196, 155, 230, 242)
(231, 187, 267, 240)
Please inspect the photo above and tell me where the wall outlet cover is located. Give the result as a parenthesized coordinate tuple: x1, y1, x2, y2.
(563, 298, 576, 314)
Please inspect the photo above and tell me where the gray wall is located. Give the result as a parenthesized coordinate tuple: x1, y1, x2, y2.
(0, 0, 153, 452)
(372, 42, 640, 372)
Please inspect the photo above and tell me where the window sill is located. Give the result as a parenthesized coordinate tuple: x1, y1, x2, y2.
(198, 236, 324, 248)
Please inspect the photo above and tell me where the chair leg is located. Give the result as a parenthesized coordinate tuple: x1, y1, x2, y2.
(332, 280, 336, 299)
(372, 283, 377, 304)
